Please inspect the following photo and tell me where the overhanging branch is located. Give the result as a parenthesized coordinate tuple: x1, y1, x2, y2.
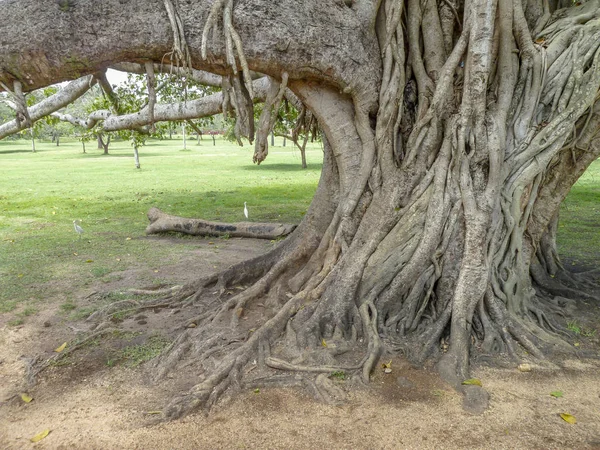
(0, 76, 95, 139)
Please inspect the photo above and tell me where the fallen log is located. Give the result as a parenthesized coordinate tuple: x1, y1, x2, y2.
(145, 207, 296, 240)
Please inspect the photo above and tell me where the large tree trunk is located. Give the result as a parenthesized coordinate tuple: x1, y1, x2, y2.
(1, 0, 599, 420)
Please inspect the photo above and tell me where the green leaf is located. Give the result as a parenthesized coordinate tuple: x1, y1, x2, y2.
(550, 390, 564, 398)
(21, 393, 33, 403)
(461, 378, 482, 387)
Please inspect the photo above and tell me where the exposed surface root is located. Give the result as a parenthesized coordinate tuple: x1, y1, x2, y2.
(26, 327, 118, 385)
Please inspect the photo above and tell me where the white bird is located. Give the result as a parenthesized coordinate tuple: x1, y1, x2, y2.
(244, 202, 249, 219)
(73, 220, 84, 238)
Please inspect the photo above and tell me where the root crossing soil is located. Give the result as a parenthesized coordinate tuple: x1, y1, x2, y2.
(1, 238, 600, 449)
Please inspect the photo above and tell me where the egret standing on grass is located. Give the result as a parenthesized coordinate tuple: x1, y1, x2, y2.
(73, 220, 84, 238)
(244, 202, 248, 219)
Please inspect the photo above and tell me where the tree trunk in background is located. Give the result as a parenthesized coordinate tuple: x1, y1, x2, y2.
(300, 133, 308, 169)
(30, 129, 35, 153)
(182, 124, 186, 150)
(97, 133, 110, 154)
(270, 131, 274, 147)
(133, 144, 140, 169)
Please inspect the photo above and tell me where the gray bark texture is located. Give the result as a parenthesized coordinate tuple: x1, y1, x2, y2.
(146, 207, 296, 239)
(1, 0, 600, 418)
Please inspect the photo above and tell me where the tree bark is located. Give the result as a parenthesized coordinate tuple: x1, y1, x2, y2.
(146, 207, 297, 239)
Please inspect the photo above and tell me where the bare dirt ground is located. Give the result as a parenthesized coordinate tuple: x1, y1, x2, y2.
(1, 237, 600, 449)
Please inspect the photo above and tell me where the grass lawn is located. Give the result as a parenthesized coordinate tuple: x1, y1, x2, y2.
(558, 158, 600, 267)
(0, 136, 323, 320)
(0, 135, 598, 326)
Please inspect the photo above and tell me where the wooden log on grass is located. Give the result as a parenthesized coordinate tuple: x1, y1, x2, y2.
(145, 207, 296, 240)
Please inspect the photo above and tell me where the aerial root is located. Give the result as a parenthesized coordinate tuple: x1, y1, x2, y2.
(161, 292, 306, 419)
(265, 357, 362, 374)
(163, 0, 192, 69)
(0, 79, 31, 127)
(128, 285, 183, 296)
(27, 327, 118, 385)
(359, 300, 383, 382)
(201, 0, 253, 98)
(313, 373, 346, 404)
(87, 300, 140, 323)
(532, 262, 600, 302)
(527, 304, 570, 339)
(153, 330, 195, 381)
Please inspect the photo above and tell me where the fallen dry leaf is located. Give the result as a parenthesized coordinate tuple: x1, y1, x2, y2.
(54, 342, 67, 353)
(30, 429, 50, 443)
(518, 363, 532, 372)
(560, 413, 576, 424)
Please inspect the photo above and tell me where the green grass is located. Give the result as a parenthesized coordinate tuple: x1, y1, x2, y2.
(558, 158, 600, 266)
(0, 135, 322, 318)
(567, 320, 597, 337)
(117, 335, 171, 367)
(1, 135, 599, 325)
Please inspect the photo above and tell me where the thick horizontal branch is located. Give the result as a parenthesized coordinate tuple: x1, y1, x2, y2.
(51, 110, 110, 129)
(0, 76, 94, 139)
(146, 207, 296, 240)
(110, 63, 223, 87)
(0, 0, 381, 110)
(57, 77, 271, 132)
